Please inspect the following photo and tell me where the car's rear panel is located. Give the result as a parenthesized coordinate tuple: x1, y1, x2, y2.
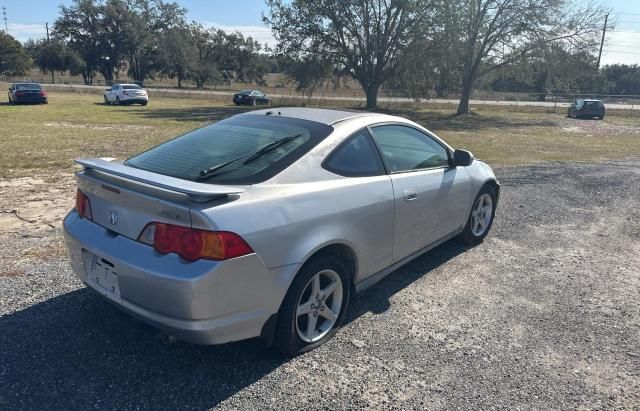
(64, 164, 291, 343)
(77, 169, 193, 240)
(15, 89, 46, 102)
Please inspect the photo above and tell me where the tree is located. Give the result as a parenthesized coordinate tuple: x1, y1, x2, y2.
(28, 39, 68, 83)
(53, 0, 106, 84)
(264, 0, 435, 109)
(0, 32, 31, 76)
(438, 0, 608, 114)
(157, 26, 194, 87)
(602, 64, 640, 95)
(119, 0, 186, 85)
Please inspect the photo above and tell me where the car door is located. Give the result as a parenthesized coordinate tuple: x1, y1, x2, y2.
(322, 127, 394, 281)
(369, 124, 472, 261)
(256, 91, 268, 104)
(106, 85, 115, 102)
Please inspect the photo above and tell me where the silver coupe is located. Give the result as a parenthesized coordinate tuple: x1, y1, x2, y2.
(63, 107, 500, 355)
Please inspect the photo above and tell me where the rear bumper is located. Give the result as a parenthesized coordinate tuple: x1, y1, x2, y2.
(14, 96, 47, 103)
(120, 96, 148, 104)
(63, 211, 298, 344)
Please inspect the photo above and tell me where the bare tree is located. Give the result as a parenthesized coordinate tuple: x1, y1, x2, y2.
(264, 0, 435, 109)
(439, 0, 608, 114)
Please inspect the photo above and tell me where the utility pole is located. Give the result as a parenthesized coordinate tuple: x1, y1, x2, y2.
(45, 22, 55, 84)
(2, 7, 8, 33)
(596, 12, 609, 69)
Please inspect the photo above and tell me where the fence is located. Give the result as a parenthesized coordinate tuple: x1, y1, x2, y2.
(2, 75, 639, 110)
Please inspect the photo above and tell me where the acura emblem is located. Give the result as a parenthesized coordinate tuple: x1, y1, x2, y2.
(109, 211, 119, 225)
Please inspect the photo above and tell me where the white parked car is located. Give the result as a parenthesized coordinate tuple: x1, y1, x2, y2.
(104, 84, 149, 106)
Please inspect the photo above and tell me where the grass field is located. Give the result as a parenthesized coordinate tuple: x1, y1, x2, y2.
(1, 90, 639, 178)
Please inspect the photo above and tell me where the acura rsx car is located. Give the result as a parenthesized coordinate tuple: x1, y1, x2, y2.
(63, 107, 499, 355)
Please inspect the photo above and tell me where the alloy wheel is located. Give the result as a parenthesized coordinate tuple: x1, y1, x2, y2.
(471, 193, 493, 237)
(295, 269, 343, 343)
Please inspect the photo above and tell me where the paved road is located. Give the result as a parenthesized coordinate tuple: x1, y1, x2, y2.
(3, 81, 638, 110)
(1, 161, 639, 409)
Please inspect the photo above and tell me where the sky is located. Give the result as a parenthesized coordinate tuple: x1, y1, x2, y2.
(1, 0, 639, 66)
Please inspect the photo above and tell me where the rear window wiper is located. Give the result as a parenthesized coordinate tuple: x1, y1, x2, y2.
(198, 133, 302, 180)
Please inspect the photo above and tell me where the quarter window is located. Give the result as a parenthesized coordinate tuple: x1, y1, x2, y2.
(370, 125, 449, 172)
(324, 129, 385, 177)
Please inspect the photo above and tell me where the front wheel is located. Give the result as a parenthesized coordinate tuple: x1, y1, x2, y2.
(458, 185, 497, 245)
(274, 255, 351, 356)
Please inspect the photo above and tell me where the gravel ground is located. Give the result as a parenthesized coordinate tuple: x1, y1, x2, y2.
(1, 160, 639, 410)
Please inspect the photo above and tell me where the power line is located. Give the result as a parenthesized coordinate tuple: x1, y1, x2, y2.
(603, 49, 640, 55)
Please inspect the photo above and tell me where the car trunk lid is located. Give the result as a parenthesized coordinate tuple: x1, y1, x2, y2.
(75, 158, 246, 240)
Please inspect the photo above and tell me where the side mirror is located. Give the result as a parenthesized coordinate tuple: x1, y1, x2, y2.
(453, 149, 474, 167)
(105, 88, 111, 92)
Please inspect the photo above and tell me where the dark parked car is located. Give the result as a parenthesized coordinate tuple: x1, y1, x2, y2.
(233, 89, 272, 106)
(7, 83, 48, 105)
(568, 99, 605, 120)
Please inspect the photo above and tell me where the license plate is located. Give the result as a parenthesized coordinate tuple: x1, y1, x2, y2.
(88, 255, 121, 298)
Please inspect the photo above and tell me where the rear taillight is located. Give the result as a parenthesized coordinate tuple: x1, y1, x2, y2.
(75, 189, 93, 220)
(138, 223, 254, 261)
(40, 91, 47, 97)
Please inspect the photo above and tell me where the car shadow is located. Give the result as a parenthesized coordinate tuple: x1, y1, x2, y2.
(0, 240, 470, 409)
(128, 105, 257, 122)
(375, 108, 559, 132)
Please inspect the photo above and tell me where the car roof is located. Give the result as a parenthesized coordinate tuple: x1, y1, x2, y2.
(242, 107, 385, 125)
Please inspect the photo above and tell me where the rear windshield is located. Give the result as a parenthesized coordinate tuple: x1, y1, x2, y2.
(585, 101, 603, 107)
(122, 85, 142, 90)
(238, 90, 253, 94)
(125, 115, 333, 185)
(15, 83, 41, 90)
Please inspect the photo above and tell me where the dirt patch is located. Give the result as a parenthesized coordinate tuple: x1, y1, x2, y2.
(0, 270, 24, 278)
(554, 117, 640, 136)
(0, 173, 75, 234)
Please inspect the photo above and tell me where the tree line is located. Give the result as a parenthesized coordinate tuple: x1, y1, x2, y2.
(1, 0, 639, 113)
(4, 0, 272, 89)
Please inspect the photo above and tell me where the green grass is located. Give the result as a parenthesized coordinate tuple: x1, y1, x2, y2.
(1, 89, 639, 178)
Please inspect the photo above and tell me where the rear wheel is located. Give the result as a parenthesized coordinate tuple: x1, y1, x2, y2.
(274, 255, 350, 356)
(116, 96, 121, 105)
(458, 185, 497, 245)
(104, 95, 110, 105)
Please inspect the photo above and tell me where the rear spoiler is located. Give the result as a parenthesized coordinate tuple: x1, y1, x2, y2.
(75, 158, 245, 201)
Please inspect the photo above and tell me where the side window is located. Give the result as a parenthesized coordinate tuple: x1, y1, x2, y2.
(370, 125, 449, 173)
(324, 128, 385, 177)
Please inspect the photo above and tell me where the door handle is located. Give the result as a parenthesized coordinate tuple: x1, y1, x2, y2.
(403, 189, 417, 201)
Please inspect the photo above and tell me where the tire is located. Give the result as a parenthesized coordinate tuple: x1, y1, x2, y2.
(116, 97, 121, 106)
(251, 99, 256, 107)
(141, 102, 147, 106)
(273, 254, 351, 356)
(104, 95, 110, 105)
(458, 185, 497, 245)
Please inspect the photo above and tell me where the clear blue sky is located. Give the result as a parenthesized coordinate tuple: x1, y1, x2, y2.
(1, 0, 639, 64)
(1, 0, 269, 26)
